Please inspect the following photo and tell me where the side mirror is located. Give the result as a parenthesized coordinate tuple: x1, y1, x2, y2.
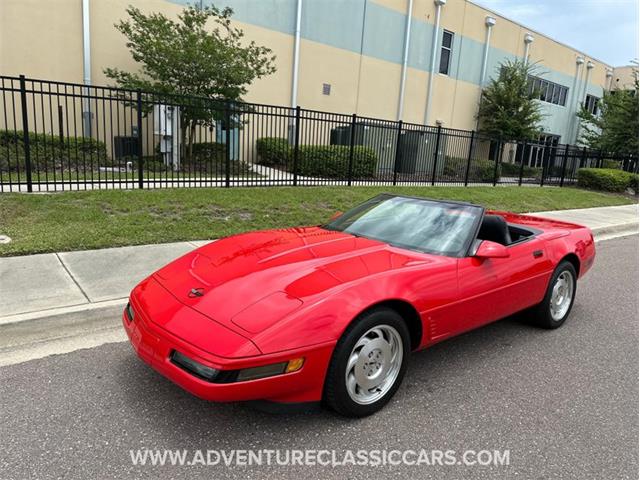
(329, 211, 343, 221)
(474, 240, 510, 259)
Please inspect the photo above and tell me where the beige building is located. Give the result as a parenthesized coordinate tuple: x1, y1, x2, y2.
(0, 0, 624, 144)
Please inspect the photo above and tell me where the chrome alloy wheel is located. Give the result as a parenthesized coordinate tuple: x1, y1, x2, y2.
(345, 325, 404, 405)
(550, 271, 575, 321)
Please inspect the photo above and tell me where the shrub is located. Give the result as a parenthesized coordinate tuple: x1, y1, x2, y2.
(442, 157, 499, 183)
(256, 137, 290, 166)
(500, 161, 541, 178)
(0, 130, 109, 173)
(577, 168, 639, 193)
(602, 159, 621, 169)
(190, 142, 226, 164)
(297, 145, 377, 178)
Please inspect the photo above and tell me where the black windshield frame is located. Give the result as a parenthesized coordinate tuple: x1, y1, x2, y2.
(322, 194, 485, 258)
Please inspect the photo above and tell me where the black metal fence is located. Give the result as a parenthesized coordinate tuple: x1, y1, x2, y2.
(1, 74, 637, 193)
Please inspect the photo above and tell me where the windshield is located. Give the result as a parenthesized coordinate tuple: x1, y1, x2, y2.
(324, 195, 483, 257)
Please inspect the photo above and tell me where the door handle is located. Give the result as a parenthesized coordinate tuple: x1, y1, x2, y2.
(532, 250, 543, 258)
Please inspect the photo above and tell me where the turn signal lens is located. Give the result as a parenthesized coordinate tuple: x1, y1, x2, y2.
(285, 357, 305, 373)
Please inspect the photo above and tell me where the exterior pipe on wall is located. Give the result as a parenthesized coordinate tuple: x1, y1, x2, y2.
(396, 0, 414, 121)
(605, 68, 613, 91)
(523, 33, 534, 62)
(479, 16, 496, 86)
(475, 16, 496, 130)
(424, 0, 446, 126)
(574, 61, 594, 143)
(82, 0, 92, 136)
(567, 56, 584, 143)
(290, 0, 302, 108)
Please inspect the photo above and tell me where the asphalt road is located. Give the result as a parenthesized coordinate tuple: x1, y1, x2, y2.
(1, 235, 638, 479)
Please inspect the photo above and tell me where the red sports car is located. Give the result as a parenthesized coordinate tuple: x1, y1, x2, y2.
(123, 194, 595, 417)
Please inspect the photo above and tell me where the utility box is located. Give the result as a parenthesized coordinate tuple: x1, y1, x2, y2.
(330, 122, 396, 174)
(153, 104, 180, 170)
(330, 123, 445, 176)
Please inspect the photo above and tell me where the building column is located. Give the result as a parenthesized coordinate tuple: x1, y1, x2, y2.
(397, 0, 414, 121)
(424, 0, 446, 126)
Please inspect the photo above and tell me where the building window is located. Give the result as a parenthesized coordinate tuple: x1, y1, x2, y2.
(527, 133, 561, 168)
(585, 94, 599, 115)
(322, 83, 331, 96)
(439, 30, 454, 75)
(527, 75, 568, 106)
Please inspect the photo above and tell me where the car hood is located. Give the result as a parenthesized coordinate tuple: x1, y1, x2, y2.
(152, 226, 438, 335)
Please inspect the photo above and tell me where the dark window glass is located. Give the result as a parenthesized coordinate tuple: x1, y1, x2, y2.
(529, 75, 568, 107)
(559, 87, 567, 106)
(545, 83, 554, 102)
(539, 81, 548, 101)
(585, 94, 599, 115)
(551, 84, 560, 104)
(439, 49, 451, 74)
(442, 31, 453, 48)
(439, 30, 454, 75)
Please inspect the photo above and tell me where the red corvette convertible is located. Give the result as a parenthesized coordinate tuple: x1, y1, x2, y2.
(124, 194, 595, 417)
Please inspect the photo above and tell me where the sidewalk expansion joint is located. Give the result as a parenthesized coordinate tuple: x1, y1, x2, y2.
(54, 253, 91, 303)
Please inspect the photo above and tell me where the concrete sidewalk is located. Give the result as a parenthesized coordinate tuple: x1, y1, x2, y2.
(1, 204, 637, 325)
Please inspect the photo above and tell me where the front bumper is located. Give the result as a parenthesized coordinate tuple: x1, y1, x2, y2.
(122, 301, 335, 404)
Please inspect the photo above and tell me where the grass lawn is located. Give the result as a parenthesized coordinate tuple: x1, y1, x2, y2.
(0, 186, 635, 256)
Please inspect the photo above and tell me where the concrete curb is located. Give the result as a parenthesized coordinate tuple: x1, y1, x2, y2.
(0, 297, 127, 327)
(0, 302, 126, 367)
(591, 222, 639, 240)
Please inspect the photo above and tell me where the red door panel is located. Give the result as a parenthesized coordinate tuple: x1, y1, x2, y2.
(454, 239, 553, 334)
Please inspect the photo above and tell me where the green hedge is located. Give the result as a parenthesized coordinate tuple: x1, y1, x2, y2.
(500, 161, 541, 178)
(443, 157, 499, 183)
(298, 146, 377, 178)
(577, 168, 639, 193)
(256, 137, 290, 166)
(190, 142, 226, 164)
(0, 130, 108, 173)
(602, 159, 621, 169)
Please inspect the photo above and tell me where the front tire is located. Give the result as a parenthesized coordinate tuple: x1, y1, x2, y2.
(532, 260, 577, 329)
(323, 307, 410, 417)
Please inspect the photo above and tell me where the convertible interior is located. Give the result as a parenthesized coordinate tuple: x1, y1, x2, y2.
(476, 214, 537, 247)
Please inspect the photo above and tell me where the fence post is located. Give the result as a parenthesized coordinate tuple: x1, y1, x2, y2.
(597, 149, 603, 168)
(581, 146, 588, 169)
(431, 124, 442, 186)
(19, 75, 33, 193)
(136, 90, 144, 189)
(539, 140, 548, 187)
(393, 120, 403, 186)
(292, 106, 300, 186)
(347, 113, 356, 186)
(225, 102, 231, 188)
(492, 138, 501, 186)
(57, 105, 65, 148)
(518, 142, 526, 186)
(463, 130, 474, 187)
(559, 143, 569, 187)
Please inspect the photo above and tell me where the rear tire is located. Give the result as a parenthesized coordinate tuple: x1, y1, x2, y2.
(323, 307, 410, 417)
(531, 260, 577, 329)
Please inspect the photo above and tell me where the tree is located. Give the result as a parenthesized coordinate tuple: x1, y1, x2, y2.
(477, 59, 544, 141)
(577, 66, 639, 155)
(105, 5, 276, 160)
